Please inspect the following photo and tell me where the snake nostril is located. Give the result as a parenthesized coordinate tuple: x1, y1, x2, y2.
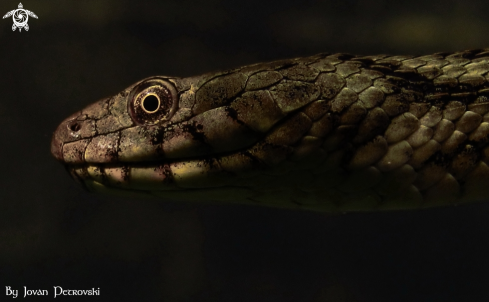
(68, 121, 81, 132)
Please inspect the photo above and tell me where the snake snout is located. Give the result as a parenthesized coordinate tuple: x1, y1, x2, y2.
(50, 111, 83, 163)
(50, 131, 63, 162)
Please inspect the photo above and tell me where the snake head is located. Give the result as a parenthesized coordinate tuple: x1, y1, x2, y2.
(51, 49, 328, 209)
(50, 67, 284, 203)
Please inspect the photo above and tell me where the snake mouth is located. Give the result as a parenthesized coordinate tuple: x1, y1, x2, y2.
(63, 161, 270, 206)
(65, 163, 178, 201)
(63, 155, 244, 194)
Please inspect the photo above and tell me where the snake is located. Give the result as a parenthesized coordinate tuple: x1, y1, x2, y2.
(51, 48, 489, 212)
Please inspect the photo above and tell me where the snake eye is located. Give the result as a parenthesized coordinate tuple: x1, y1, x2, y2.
(129, 78, 178, 125)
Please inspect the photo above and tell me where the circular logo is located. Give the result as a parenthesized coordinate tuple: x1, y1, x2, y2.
(13, 9, 28, 27)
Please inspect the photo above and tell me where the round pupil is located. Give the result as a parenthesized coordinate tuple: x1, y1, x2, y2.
(142, 95, 159, 112)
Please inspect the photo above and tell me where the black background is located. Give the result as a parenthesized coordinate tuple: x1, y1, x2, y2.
(2, 0, 489, 301)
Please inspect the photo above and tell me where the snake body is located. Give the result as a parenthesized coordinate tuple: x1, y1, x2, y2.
(51, 49, 489, 212)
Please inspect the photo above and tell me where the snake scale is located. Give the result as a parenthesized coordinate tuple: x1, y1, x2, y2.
(51, 49, 489, 212)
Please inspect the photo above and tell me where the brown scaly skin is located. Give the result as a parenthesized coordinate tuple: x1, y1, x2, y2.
(51, 49, 489, 212)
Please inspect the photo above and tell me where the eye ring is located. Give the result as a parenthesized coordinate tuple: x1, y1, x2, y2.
(140, 92, 161, 114)
(128, 78, 178, 125)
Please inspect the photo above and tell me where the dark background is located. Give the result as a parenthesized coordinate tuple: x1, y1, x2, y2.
(1, 0, 489, 301)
